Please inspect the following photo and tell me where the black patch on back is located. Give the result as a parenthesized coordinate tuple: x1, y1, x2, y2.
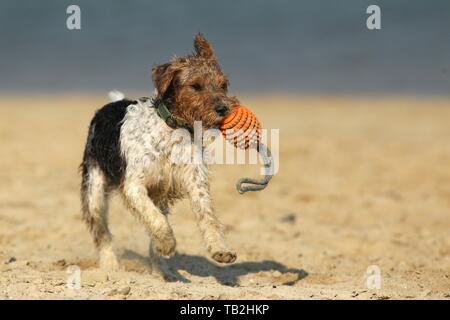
(81, 99, 137, 186)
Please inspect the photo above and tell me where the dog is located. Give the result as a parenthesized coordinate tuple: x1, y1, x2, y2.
(80, 34, 239, 276)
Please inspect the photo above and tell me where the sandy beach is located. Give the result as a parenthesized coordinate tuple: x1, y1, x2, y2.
(0, 94, 449, 299)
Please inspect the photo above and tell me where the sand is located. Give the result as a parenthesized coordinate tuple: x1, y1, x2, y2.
(0, 94, 449, 299)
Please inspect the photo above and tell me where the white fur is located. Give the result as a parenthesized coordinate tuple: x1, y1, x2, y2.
(108, 90, 125, 102)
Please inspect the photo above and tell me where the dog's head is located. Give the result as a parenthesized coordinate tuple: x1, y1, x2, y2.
(152, 33, 238, 130)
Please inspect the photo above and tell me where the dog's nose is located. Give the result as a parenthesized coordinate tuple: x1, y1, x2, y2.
(215, 104, 229, 116)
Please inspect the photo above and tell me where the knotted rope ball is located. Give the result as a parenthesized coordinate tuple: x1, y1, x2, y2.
(218, 104, 273, 194)
(219, 105, 262, 150)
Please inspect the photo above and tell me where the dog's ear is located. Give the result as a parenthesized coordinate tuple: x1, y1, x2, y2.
(194, 33, 215, 59)
(152, 62, 178, 97)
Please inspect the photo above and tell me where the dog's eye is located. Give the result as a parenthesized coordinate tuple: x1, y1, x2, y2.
(191, 83, 203, 91)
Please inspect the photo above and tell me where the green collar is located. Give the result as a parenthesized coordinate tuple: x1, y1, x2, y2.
(155, 99, 180, 129)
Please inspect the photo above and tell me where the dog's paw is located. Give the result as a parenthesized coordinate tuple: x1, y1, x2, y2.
(212, 250, 237, 264)
(153, 235, 176, 258)
(99, 249, 120, 271)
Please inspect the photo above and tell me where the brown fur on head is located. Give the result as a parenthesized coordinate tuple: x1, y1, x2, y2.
(152, 33, 239, 129)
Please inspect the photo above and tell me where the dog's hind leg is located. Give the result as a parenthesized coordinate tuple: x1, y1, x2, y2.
(81, 164, 119, 271)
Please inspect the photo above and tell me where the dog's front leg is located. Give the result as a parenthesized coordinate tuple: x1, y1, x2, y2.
(186, 167, 237, 264)
(123, 180, 176, 257)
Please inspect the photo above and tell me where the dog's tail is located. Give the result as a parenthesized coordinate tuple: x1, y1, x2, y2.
(108, 90, 125, 102)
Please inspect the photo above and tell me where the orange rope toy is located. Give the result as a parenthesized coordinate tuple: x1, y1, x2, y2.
(219, 105, 273, 194)
(219, 105, 261, 150)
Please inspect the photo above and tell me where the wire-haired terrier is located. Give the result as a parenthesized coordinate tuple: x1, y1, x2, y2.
(80, 34, 239, 277)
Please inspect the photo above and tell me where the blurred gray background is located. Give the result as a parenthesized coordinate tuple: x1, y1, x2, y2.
(0, 0, 449, 95)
